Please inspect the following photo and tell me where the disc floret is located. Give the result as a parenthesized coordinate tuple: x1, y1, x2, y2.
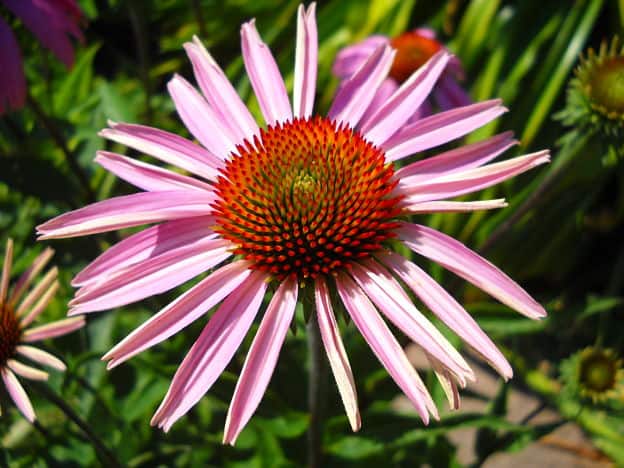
(213, 117, 403, 281)
(0, 302, 21, 366)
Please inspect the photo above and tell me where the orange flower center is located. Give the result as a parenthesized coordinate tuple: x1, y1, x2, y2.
(213, 117, 402, 281)
(0, 302, 21, 366)
(389, 31, 443, 83)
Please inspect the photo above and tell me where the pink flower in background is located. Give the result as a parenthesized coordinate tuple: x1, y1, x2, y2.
(38, 3, 548, 444)
(0, 0, 84, 114)
(333, 28, 470, 121)
(0, 239, 85, 421)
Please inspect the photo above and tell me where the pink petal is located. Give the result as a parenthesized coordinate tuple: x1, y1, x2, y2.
(397, 222, 547, 319)
(22, 316, 85, 342)
(434, 74, 471, 110)
(401, 199, 508, 214)
(99, 122, 222, 181)
(1, 238, 13, 305)
(16, 345, 66, 371)
(315, 277, 360, 431)
(8, 247, 54, 307)
(293, 3, 317, 118)
(0, 18, 26, 114)
(4, 0, 80, 68)
(151, 271, 268, 431)
(378, 250, 512, 378)
(335, 273, 437, 423)
(331, 35, 389, 79)
(20, 281, 59, 327)
(223, 277, 298, 444)
(7, 360, 48, 381)
(95, 151, 213, 192)
(358, 79, 398, 131)
(37, 191, 216, 239)
(103, 260, 252, 368)
(241, 20, 292, 125)
(1, 368, 35, 422)
(426, 354, 461, 410)
(361, 51, 450, 146)
(383, 100, 507, 161)
(184, 36, 259, 142)
(70, 237, 232, 315)
(168, 74, 236, 156)
(328, 44, 395, 129)
(72, 217, 215, 287)
(395, 131, 516, 181)
(16, 267, 57, 316)
(398, 150, 550, 204)
(350, 260, 473, 385)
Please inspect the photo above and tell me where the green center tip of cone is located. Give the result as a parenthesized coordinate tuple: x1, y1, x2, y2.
(589, 57, 624, 114)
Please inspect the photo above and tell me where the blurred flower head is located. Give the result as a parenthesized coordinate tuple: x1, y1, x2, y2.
(0, 0, 84, 114)
(561, 347, 623, 404)
(0, 239, 85, 421)
(332, 28, 470, 121)
(38, 3, 548, 443)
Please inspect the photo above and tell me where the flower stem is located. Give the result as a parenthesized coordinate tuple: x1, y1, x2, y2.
(26, 94, 96, 204)
(306, 310, 326, 468)
(31, 382, 122, 467)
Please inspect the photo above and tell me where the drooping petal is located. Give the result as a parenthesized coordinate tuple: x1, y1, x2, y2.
(395, 131, 516, 180)
(223, 277, 298, 444)
(241, 20, 292, 125)
(401, 199, 508, 215)
(95, 151, 213, 192)
(378, 250, 512, 378)
(350, 260, 473, 385)
(1, 368, 35, 422)
(397, 222, 546, 319)
(72, 217, 215, 287)
(69, 238, 232, 315)
(22, 316, 85, 342)
(361, 51, 450, 146)
(398, 150, 550, 204)
(8, 247, 54, 307)
(4, 0, 80, 68)
(99, 122, 222, 180)
(103, 260, 252, 369)
(383, 100, 507, 161)
(426, 353, 461, 410)
(168, 74, 236, 156)
(328, 45, 396, 129)
(184, 36, 259, 142)
(37, 191, 216, 239)
(335, 273, 437, 423)
(7, 360, 48, 381)
(0, 238, 13, 305)
(0, 18, 26, 114)
(16, 267, 57, 316)
(434, 74, 472, 110)
(315, 277, 360, 431)
(151, 271, 268, 431)
(358, 79, 399, 131)
(16, 345, 66, 371)
(293, 3, 318, 118)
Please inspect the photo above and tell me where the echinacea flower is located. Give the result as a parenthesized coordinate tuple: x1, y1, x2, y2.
(0, 0, 84, 114)
(333, 27, 470, 121)
(0, 239, 85, 421)
(38, 3, 549, 444)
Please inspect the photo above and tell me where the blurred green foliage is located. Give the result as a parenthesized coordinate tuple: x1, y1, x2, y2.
(1, 0, 623, 466)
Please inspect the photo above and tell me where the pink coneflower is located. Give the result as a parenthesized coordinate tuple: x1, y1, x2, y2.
(333, 28, 470, 120)
(38, 3, 548, 444)
(0, 239, 85, 421)
(0, 0, 84, 114)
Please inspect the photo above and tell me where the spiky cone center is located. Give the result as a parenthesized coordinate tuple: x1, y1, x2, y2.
(0, 301, 21, 366)
(213, 117, 402, 282)
(578, 348, 622, 400)
(389, 31, 443, 83)
(577, 38, 624, 121)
